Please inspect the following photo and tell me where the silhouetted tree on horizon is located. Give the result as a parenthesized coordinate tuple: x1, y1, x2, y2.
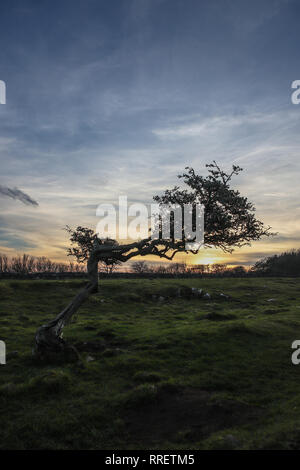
(252, 249, 300, 276)
(34, 161, 274, 359)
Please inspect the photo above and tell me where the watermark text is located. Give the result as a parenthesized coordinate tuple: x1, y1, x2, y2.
(0, 80, 6, 104)
(0, 340, 6, 365)
(96, 196, 204, 250)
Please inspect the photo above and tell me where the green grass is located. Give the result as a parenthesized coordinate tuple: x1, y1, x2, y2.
(1, 277, 300, 449)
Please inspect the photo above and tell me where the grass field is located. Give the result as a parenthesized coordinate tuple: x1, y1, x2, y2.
(1, 277, 300, 450)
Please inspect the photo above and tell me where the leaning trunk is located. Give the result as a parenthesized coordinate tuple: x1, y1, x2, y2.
(33, 250, 99, 360)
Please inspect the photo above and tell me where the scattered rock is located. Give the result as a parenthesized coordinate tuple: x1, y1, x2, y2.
(150, 288, 211, 301)
(203, 293, 211, 300)
(86, 355, 95, 363)
(219, 293, 230, 300)
(267, 298, 276, 302)
(191, 287, 203, 298)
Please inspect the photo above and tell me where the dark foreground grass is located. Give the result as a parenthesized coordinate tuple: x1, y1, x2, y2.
(1, 277, 300, 449)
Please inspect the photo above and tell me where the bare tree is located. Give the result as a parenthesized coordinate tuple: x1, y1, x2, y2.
(211, 263, 228, 275)
(33, 162, 273, 359)
(168, 262, 187, 274)
(191, 264, 209, 275)
(0, 254, 9, 273)
(131, 260, 149, 274)
(230, 265, 247, 276)
(99, 258, 122, 274)
(10, 254, 35, 274)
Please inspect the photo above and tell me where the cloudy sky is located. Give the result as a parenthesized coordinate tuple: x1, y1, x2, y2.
(0, 0, 300, 266)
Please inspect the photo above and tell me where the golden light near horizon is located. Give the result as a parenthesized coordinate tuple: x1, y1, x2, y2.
(191, 255, 220, 265)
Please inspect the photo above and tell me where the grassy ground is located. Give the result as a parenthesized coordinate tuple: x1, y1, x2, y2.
(1, 277, 300, 450)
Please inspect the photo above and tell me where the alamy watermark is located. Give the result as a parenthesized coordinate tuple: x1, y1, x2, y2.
(0, 340, 6, 365)
(291, 340, 300, 365)
(291, 80, 300, 104)
(0, 80, 6, 104)
(96, 196, 204, 250)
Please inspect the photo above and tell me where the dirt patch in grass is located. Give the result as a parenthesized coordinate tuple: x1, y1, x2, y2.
(124, 388, 260, 445)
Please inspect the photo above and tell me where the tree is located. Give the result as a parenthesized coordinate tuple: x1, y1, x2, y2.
(191, 264, 210, 275)
(34, 162, 273, 359)
(0, 254, 9, 273)
(99, 258, 122, 274)
(166, 262, 187, 274)
(230, 265, 247, 276)
(211, 263, 227, 275)
(131, 261, 149, 274)
(252, 249, 300, 276)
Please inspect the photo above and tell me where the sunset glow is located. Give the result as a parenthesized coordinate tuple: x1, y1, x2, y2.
(0, 1, 299, 269)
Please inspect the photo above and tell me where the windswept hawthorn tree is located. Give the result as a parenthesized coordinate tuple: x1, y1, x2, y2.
(34, 162, 273, 359)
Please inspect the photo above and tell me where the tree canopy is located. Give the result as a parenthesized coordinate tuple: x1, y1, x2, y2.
(34, 161, 274, 358)
(66, 161, 273, 265)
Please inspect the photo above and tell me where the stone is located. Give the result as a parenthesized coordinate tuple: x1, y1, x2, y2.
(203, 292, 211, 300)
(191, 288, 203, 298)
(219, 293, 230, 300)
(86, 355, 95, 362)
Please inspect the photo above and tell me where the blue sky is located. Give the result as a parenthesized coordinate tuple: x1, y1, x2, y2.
(0, 0, 300, 265)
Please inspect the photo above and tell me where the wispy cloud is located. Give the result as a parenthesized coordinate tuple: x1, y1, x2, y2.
(152, 111, 296, 140)
(0, 185, 38, 206)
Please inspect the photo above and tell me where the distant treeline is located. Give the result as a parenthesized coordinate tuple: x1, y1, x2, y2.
(252, 249, 300, 276)
(1, 250, 300, 278)
(0, 254, 248, 277)
(130, 260, 248, 276)
(0, 254, 86, 274)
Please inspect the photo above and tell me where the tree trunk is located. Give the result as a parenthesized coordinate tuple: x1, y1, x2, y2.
(33, 251, 99, 361)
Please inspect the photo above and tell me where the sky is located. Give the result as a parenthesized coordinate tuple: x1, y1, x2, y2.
(0, 0, 300, 267)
